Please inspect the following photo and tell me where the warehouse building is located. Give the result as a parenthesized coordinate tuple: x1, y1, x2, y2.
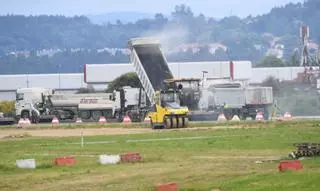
(0, 61, 306, 101)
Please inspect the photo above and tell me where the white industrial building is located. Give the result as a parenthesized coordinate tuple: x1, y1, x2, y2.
(0, 61, 306, 101)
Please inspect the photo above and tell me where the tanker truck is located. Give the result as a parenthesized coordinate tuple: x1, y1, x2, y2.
(15, 86, 148, 123)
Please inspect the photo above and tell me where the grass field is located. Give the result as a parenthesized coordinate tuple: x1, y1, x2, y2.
(0, 121, 320, 191)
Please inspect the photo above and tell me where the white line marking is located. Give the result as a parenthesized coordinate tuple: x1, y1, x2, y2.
(22, 153, 99, 157)
(33, 134, 256, 146)
(125, 135, 237, 143)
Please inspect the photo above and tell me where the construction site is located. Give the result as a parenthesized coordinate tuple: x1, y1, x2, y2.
(0, 37, 275, 127)
(1, 26, 320, 191)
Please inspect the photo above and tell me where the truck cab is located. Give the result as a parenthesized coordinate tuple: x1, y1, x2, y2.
(15, 87, 54, 122)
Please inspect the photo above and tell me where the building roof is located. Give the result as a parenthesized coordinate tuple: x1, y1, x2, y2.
(0, 61, 306, 93)
(84, 61, 253, 84)
(0, 73, 85, 91)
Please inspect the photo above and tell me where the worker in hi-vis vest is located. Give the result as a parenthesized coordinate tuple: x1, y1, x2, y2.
(222, 102, 229, 118)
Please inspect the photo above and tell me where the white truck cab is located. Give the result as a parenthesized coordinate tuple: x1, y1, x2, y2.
(15, 87, 54, 120)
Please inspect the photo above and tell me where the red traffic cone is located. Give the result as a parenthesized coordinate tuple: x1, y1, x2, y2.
(17, 118, 26, 128)
(76, 117, 83, 123)
(255, 112, 264, 121)
(25, 118, 31, 125)
(98, 116, 107, 124)
(283, 112, 292, 120)
(217, 113, 227, 121)
(122, 115, 132, 124)
(231, 115, 241, 121)
(51, 116, 60, 126)
(144, 116, 151, 123)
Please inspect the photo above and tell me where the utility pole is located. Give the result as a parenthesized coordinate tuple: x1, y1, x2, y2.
(79, 64, 83, 88)
(26, 73, 29, 88)
(300, 25, 310, 67)
(57, 64, 61, 91)
(202, 70, 208, 87)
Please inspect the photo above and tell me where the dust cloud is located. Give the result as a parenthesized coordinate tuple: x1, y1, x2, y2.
(139, 25, 189, 53)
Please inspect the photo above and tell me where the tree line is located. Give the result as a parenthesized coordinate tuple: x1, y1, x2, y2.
(0, 0, 320, 74)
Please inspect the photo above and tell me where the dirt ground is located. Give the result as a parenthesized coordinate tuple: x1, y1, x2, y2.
(0, 125, 256, 139)
(0, 128, 154, 139)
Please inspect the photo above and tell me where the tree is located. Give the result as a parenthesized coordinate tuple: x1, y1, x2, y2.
(290, 51, 300, 66)
(76, 85, 96, 94)
(106, 72, 141, 92)
(1, 0, 320, 74)
(256, 55, 285, 67)
(261, 76, 281, 95)
(0, 101, 15, 116)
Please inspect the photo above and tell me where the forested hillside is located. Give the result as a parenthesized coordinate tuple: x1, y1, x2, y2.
(0, 0, 319, 74)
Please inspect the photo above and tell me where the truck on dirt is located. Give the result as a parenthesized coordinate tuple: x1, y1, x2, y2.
(14, 86, 148, 123)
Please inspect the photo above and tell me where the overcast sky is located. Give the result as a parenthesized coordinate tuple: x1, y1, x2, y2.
(1, 0, 304, 18)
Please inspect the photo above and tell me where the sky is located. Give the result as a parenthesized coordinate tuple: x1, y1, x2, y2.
(0, 0, 304, 18)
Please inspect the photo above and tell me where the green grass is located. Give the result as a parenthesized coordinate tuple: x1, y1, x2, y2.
(0, 121, 320, 191)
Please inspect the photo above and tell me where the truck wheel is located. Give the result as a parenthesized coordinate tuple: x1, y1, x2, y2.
(51, 111, 61, 120)
(31, 110, 39, 124)
(164, 117, 172, 129)
(21, 111, 30, 119)
(91, 111, 102, 121)
(171, 117, 177, 128)
(263, 107, 269, 120)
(79, 111, 90, 120)
(177, 117, 183, 128)
(183, 117, 189, 127)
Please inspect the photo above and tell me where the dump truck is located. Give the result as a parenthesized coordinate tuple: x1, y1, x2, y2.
(205, 81, 273, 120)
(128, 38, 190, 129)
(14, 86, 148, 123)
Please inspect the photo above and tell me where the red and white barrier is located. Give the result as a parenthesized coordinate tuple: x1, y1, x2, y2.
(155, 182, 179, 191)
(99, 155, 120, 165)
(16, 159, 36, 169)
(55, 156, 77, 166)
